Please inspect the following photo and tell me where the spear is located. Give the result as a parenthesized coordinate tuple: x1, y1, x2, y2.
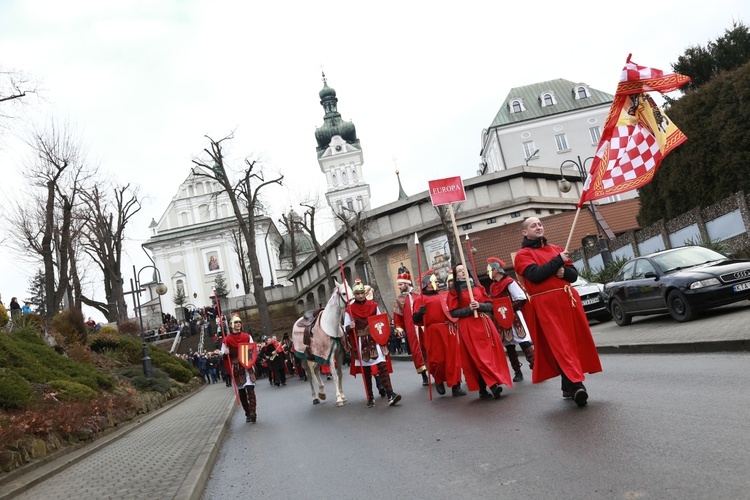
(465, 234, 481, 286)
(415, 233, 433, 401)
(338, 255, 369, 400)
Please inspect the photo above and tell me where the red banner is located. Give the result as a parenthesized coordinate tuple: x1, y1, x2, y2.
(367, 313, 391, 346)
(428, 176, 466, 206)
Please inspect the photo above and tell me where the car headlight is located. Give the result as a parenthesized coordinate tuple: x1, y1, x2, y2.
(690, 278, 720, 289)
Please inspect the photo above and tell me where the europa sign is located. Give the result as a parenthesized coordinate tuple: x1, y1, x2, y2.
(428, 176, 466, 206)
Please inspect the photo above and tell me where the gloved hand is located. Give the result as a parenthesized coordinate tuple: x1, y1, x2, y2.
(418, 305, 427, 315)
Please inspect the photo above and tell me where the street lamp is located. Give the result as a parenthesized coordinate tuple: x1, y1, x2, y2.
(558, 156, 612, 266)
(132, 265, 168, 377)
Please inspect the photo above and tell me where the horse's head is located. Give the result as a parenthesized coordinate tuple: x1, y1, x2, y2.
(327, 280, 352, 312)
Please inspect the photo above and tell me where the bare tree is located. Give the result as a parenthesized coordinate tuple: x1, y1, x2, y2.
(0, 67, 37, 105)
(12, 122, 89, 318)
(79, 182, 142, 323)
(335, 208, 387, 312)
(191, 133, 283, 337)
(299, 198, 336, 293)
(229, 228, 251, 294)
(278, 208, 300, 270)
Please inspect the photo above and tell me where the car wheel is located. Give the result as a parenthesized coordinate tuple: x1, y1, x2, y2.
(667, 290, 695, 322)
(611, 299, 631, 326)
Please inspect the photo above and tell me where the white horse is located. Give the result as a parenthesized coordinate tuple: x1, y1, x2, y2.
(291, 280, 352, 407)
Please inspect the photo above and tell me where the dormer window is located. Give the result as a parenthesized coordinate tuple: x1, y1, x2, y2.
(541, 92, 557, 107)
(510, 99, 525, 113)
(574, 85, 590, 100)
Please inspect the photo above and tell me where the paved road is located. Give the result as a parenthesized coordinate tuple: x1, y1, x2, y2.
(3, 302, 749, 500)
(203, 353, 750, 500)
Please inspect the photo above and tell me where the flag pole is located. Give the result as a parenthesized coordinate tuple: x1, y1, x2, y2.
(447, 204, 477, 317)
(564, 207, 582, 252)
(338, 255, 369, 400)
(415, 233, 433, 401)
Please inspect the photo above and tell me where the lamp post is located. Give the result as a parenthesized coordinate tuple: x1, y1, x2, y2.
(558, 156, 612, 266)
(132, 265, 168, 377)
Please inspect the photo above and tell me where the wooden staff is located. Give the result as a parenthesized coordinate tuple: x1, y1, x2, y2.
(447, 204, 477, 317)
(465, 234, 481, 286)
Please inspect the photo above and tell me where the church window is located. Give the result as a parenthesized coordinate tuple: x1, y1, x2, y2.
(332, 174, 338, 186)
(180, 212, 189, 225)
(196, 183, 205, 195)
(351, 167, 357, 182)
(188, 186, 194, 197)
(199, 204, 210, 222)
(342, 171, 348, 185)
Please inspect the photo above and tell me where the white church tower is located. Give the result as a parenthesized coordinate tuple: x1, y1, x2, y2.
(314, 73, 371, 227)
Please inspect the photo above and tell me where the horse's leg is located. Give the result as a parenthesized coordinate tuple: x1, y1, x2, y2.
(314, 361, 326, 400)
(305, 360, 320, 405)
(333, 343, 347, 406)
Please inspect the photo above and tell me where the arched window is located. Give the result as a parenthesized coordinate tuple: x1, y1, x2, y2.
(543, 93, 554, 106)
(351, 167, 357, 182)
(511, 100, 522, 113)
(332, 173, 338, 186)
(199, 204, 210, 222)
(577, 86, 588, 99)
(342, 171, 348, 185)
(176, 279, 184, 293)
(188, 185, 195, 197)
(196, 183, 205, 195)
(180, 212, 189, 225)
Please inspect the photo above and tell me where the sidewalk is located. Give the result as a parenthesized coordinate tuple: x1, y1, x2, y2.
(0, 383, 235, 500)
(2, 323, 747, 500)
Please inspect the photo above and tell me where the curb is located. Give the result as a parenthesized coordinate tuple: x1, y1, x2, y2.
(0, 384, 209, 500)
(596, 339, 749, 354)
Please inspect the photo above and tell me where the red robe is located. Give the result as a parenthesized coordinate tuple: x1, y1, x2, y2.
(413, 291, 462, 387)
(393, 290, 427, 373)
(514, 241, 602, 384)
(446, 284, 513, 391)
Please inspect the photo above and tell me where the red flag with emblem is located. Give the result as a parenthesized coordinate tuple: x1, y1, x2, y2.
(367, 313, 391, 346)
(578, 55, 690, 207)
(238, 342, 258, 369)
(491, 297, 515, 330)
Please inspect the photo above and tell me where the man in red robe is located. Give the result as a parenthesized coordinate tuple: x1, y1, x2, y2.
(393, 272, 429, 387)
(221, 315, 258, 422)
(412, 269, 466, 397)
(345, 279, 402, 408)
(514, 217, 602, 407)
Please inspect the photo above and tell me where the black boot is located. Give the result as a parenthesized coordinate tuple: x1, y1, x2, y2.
(435, 382, 446, 395)
(451, 384, 467, 397)
(421, 371, 429, 386)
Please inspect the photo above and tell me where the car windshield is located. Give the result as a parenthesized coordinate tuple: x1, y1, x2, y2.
(651, 246, 727, 273)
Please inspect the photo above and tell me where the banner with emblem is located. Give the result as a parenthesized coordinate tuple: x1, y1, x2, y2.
(367, 313, 391, 346)
(238, 342, 258, 369)
(492, 296, 515, 330)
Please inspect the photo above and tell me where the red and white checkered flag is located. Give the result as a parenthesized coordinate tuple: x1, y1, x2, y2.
(579, 55, 690, 207)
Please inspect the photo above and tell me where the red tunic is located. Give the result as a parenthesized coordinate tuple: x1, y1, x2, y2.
(393, 291, 427, 373)
(413, 291, 462, 387)
(446, 284, 513, 391)
(345, 300, 393, 377)
(514, 242, 602, 384)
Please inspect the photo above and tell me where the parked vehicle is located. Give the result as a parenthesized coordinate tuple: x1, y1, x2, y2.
(573, 276, 612, 322)
(604, 245, 750, 325)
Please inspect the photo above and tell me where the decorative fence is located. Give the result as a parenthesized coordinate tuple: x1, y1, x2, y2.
(573, 191, 750, 272)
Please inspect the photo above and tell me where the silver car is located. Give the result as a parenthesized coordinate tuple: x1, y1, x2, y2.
(573, 276, 612, 322)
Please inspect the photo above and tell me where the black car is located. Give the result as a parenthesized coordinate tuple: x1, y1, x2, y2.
(572, 276, 612, 322)
(605, 245, 750, 325)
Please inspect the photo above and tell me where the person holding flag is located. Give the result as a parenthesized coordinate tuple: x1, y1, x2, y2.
(221, 315, 259, 422)
(344, 278, 402, 408)
(393, 272, 429, 387)
(447, 264, 513, 400)
(514, 217, 602, 407)
(487, 257, 535, 382)
(412, 269, 466, 397)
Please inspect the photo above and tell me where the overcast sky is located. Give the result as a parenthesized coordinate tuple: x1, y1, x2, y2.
(0, 0, 746, 318)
